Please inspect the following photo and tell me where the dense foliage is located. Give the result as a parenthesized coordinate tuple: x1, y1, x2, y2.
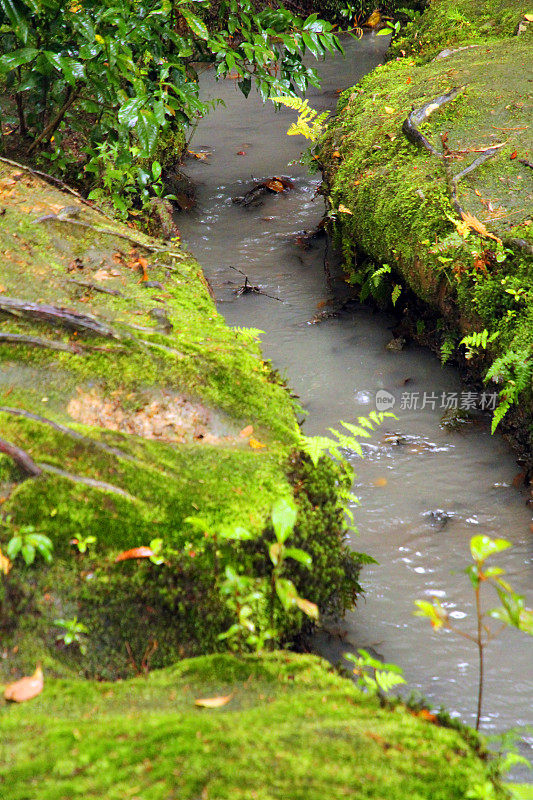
(0, 0, 342, 215)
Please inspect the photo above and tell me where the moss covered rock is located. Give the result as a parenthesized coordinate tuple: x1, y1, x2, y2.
(0, 161, 361, 678)
(0, 652, 508, 799)
(320, 0, 533, 459)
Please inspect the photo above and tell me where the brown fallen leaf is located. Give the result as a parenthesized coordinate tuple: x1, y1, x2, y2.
(239, 424, 254, 438)
(338, 204, 353, 215)
(93, 268, 114, 282)
(4, 665, 43, 703)
(195, 694, 233, 708)
(373, 477, 388, 488)
(364, 10, 381, 28)
(510, 150, 517, 160)
(264, 178, 286, 193)
(115, 546, 155, 562)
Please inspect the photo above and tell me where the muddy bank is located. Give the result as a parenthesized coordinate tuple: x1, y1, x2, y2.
(0, 159, 362, 679)
(320, 0, 533, 465)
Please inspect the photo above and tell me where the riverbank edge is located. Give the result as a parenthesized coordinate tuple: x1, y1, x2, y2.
(0, 651, 510, 799)
(319, 0, 533, 470)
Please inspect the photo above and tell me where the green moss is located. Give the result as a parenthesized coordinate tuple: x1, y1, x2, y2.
(0, 652, 506, 800)
(389, 0, 531, 62)
(321, 30, 532, 448)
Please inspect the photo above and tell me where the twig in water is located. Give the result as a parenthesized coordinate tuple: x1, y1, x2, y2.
(228, 266, 283, 301)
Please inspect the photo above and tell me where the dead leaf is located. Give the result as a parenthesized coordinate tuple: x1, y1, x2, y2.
(93, 268, 113, 282)
(195, 694, 233, 708)
(249, 437, 266, 449)
(524, 13, 533, 21)
(364, 10, 381, 28)
(373, 477, 388, 487)
(115, 546, 155, 562)
(239, 424, 254, 438)
(338, 204, 353, 215)
(0, 285, 6, 294)
(188, 149, 209, 161)
(510, 150, 518, 160)
(296, 597, 319, 619)
(417, 708, 438, 723)
(264, 178, 285, 193)
(332, 150, 341, 158)
(0, 547, 11, 575)
(236, 151, 246, 156)
(384, 106, 395, 114)
(4, 665, 43, 702)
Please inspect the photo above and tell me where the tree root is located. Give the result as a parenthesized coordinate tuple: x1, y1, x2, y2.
(0, 437, 42, 477)
(0, 406, 137, 463)
(0, 296, 118, 338)
(402, 91, 531, 254)
(0, 333, 82, 353)
(39, 463, 136, 499)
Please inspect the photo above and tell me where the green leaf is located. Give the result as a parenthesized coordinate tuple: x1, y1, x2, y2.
(0, 0, 31, 44)
(21, 542, 35, 565)
(6, 535, 22, 560)
(223, 526, 255, 541)
(470, 535, 511, 564)
(283, 547, 312, 567)
(275, 577, 297, 610)
(151, 161, 162, 181)
(136, 109, 160, 156)
(271, 497, 297, 543)
(0, 46, 38, 72)
(118, 97, 145, 128)
(180, 8, 209, 40)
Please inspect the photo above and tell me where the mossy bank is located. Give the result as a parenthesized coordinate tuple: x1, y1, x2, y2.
(0, 652, 510, 800)
(0, 160, 363, 679)
(320, 0, 533, 462)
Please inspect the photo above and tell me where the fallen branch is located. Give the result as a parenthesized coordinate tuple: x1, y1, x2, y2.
(0, 296, 118, 338)
(0, 333, 82, 353)
(66, 279, 123, 297)
(0, 437, 42, 477)
(229, 266, 283, 301)
(402, 88, 464, 156)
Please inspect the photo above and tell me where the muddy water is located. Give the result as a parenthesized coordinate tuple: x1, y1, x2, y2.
(178, 35, 533, 768)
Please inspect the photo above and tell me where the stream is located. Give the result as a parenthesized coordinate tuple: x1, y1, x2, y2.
(177, 34, 533, 773)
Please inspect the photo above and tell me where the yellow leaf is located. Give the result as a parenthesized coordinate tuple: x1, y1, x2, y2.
(524, 13, 533, 21)
(0, 547, 11, 575)
(296, 597, 319, 619)
(94, 34, 104, 44)
(384, 106, 395, 114)
(460, 211, 502, 243)
(338, 204, 353, 215)
(249, 437, 266, 449)
(332, 150, 341, 158)
(4, 666, 43, 702)
(195, 694, 233, 708)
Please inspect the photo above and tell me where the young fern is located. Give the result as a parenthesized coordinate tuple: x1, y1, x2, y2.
(271, 96, 330, 142)
(299, 411, 395, 466)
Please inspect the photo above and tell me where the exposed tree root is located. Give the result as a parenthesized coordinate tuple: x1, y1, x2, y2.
(39, 463, 136, 499)
(0, 437, 42, 477)
(0, 333, 82, 354)
(0, 296, 118, 338)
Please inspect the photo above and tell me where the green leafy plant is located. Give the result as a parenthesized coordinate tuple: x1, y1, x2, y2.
(70, 534, 97, 555)
(440, 333, 456, 365)
(6, 525, 53, 566)
(0, 0, 344, 213)
(299, 410, 395, 467)
(54, 616, 89, 654)
(218, 566, 273, 652)
(415, 535, 533, 730)
(271, 96, 331, 142)
(460, 329, 500, 361)
(344, 649, 406, 696)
